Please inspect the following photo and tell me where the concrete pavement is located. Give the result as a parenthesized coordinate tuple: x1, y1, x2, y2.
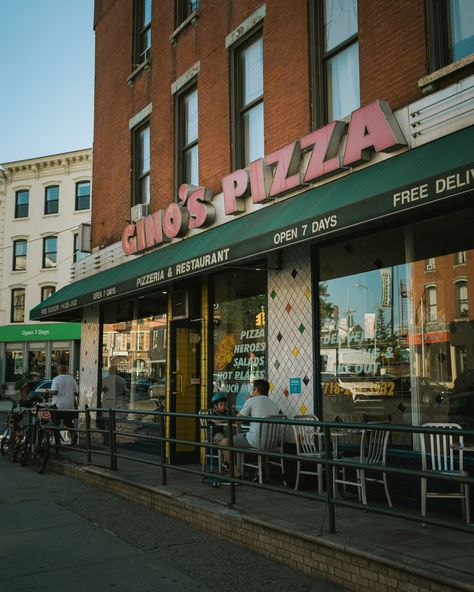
(0, 457, 341, 592)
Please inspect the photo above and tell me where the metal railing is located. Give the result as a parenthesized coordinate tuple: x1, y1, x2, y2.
(43, 408, 474, 534)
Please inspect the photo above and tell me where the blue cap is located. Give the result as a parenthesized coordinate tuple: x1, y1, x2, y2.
(212, 392, 227, 404)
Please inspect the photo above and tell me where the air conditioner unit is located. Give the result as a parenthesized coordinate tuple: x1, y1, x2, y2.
(131, 203, 149, 222)
(77, 223, 91, 253)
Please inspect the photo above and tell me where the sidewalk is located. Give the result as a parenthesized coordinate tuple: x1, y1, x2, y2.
(48, 443, 474, 592)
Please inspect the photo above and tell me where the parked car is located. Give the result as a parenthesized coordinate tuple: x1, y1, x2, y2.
(148, 377, 166, 399)
(31, 380, 52, 400)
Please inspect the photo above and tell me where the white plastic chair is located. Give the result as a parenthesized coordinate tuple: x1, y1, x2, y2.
(240, 415, 286, 484)
(198, 409, 222, 478)
(333, 427, 392, 507)
(292, 415, 325, 493)
(420, 423, 470, 524)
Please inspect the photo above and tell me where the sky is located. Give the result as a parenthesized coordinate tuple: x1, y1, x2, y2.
(0, 0, 94, 164)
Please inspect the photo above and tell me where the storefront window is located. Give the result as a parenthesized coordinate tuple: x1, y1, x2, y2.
(318, 209, 474, 430)
(5, 349, 23, 382)
(28, 348, 46, 379)
(212, 267, 267, 411)
(101, 293, 167, 417)
(51, 346, 70, 377)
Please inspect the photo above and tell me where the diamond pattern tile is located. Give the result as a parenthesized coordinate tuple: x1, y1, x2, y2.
(79, 305, 100, 414)
(267, 245, 314, 420)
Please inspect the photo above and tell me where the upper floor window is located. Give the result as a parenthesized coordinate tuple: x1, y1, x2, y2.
(456, 280, 469, 317)
(41, 286, 56, 301)
(73, 233, 88, 263)
(11, 288, 25, 323)
(454, 250, 467, 265)
(177, 84, 199, 186)
(13, 239, 27, 271)
(133, 122, 150, 206)
(425, 258, 436, 271)
(42, 236, 57, 268)
(44, 185, 59, 215)
(323, 0, 359, 122)
(134, 0, 151, 65)
(176, 0, 199, 27)
(15, 190, 29, 218)
(233, 33, 264, 168)
(427, 0, 474, 70)
(75, 181, 91, 210)
(426, 286, 438, 322)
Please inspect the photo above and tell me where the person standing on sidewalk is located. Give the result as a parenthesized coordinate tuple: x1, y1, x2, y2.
(46, 364, 79, 446)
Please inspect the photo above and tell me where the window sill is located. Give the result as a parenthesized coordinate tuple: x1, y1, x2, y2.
(127, 57, 152, 87)
(169, 12, 199, 46)
(11, 270, 27, 274)
(418, 53, 474, 91)
(40, 267, 57, 272)
(13, 217, 29, 221)
(44, 212, 59, 217)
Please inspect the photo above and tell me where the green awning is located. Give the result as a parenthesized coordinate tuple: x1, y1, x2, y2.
(0, 323, 81, 342)
(31, 125, 474, 321)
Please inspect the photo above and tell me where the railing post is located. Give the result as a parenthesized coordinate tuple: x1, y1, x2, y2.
(323, 424, 336, 534)
(85, 405, 92, 464)
(109, 409, 117, 471)
(228, 416, 236, 506)
(159, 410, 167, 485)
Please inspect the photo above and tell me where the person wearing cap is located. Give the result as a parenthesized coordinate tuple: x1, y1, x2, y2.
(209, 392, 228, 444)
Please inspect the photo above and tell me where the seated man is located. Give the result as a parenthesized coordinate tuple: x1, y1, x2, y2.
(221, 379, 280, 478)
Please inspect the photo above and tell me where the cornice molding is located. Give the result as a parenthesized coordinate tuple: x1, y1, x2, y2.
(2, 149, 92, 183)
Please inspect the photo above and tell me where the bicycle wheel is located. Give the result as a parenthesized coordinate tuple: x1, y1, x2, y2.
(36, 430, 50, 474)
(20, 431, 32, 466)
(1, 434, 10, 456)
(10, 432, 20, 463)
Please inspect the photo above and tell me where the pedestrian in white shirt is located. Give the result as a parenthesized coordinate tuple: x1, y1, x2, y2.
(46, 364, 79, 446)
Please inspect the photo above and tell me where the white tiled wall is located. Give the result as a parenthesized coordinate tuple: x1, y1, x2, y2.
(79, 304, 100, 409)
(267, 244, 314, 419)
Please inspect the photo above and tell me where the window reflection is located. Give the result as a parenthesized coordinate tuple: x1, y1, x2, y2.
(101, 294, 167, 421)
(212, 267, 267, 412)
(319, 210, 474, 432)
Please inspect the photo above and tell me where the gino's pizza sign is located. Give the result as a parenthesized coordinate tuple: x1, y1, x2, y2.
(122, 100, 406, 256)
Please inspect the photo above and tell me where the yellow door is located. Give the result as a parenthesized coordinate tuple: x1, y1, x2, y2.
(169, 320, 201, 463)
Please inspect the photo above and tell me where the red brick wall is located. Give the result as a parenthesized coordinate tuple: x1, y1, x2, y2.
(92, 1, 467, 251)
(359, 0, 427, 109)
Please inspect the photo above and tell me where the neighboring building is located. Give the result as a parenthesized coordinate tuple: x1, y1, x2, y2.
(30, 1, 474, 460)
(0, 149, 92, 387)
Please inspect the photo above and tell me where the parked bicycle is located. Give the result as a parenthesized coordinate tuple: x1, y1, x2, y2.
(1, 401, 27, 463)
(20, 401, 57, 473)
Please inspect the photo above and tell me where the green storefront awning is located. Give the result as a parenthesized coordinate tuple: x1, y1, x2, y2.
(0, 323, 81, 342)
(31, 125, 474, 322)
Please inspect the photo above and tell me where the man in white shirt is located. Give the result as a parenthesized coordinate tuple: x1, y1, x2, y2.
(221, 379, 280, 478)
(46, 364, 79, 446)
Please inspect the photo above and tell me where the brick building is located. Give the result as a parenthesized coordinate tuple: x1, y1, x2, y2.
(32, 1, 474, 456)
